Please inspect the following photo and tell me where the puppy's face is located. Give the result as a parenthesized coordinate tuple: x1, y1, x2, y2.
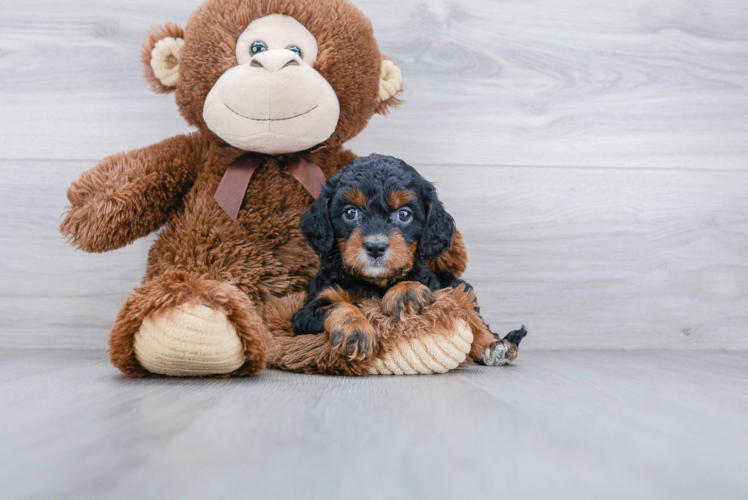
(300, 155, 456, 279)
(329, 181, 426, 280)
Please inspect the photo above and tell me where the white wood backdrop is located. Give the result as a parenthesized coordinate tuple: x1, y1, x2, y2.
(1, 0, 747, 349)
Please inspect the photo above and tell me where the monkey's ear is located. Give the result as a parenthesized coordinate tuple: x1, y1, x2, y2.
(376, 58, 404, 115)
(300, 189, 335, 257)
(141, 23, 185, 94)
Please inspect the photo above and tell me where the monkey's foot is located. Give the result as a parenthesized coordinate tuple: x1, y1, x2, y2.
(368, 317, 473, 375)
(133, 303, 245, 376)
(110, 271, 269, 377)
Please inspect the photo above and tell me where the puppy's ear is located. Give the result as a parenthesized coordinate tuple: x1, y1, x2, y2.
(301, 189, 334, 256)
(417, 186, 456, 262)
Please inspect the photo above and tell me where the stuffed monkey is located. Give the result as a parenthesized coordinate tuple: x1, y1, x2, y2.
(61, 0, 517, 377)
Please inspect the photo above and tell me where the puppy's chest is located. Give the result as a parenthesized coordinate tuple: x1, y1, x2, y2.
(340, 276, 409, 300)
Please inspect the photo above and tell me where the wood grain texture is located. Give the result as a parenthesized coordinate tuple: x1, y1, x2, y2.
(1, 349, 747, 499)
(1, 0, 747, 349)
(2, 160, 746, 349)
(0, 0, 747, 167)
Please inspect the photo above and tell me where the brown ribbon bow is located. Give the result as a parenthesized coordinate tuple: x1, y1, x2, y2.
(214, 153, 327, 221)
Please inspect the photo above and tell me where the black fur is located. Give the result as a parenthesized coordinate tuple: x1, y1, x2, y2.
(417, 184, 456, 261)
(293, 154, 463, 336)
(300, 193, 335, 256)
(504, 325, 528, 346)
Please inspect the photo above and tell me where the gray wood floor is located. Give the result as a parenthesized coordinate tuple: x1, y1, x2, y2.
(1, 349, 747, 500)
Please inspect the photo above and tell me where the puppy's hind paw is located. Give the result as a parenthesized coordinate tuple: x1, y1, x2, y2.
(481, 339, 519, 366)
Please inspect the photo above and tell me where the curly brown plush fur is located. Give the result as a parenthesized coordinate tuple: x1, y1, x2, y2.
(265, 285, 503, 376)
(59, 0, 471, 377)
(110, 270, 270, 377)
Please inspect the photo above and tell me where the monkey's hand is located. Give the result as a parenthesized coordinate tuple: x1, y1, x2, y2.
(60, 133, 200, 252)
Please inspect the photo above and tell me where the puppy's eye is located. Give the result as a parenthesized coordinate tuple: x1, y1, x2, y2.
(343, 207, 359, 222)
(286, 45, 302, 58)
(397, 209, 413, 224)
(251, 41, 268, 55)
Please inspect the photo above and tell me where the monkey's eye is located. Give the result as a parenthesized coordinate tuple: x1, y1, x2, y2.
(342, 206, 360, 223)
(251, 41, 268, 55)
(396, 208, 413, 224)
(286, 45, 302, 58)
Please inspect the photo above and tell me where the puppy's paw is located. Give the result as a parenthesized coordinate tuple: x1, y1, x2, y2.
(451, 279, 475, 295)
(382, 281, 436, 319)
(480, 339, 519, 366)
(325, 304, 379, 361)
(292, 307, 324, 336)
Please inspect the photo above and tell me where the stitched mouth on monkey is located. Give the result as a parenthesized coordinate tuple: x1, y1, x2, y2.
(223, 103, 320, 122)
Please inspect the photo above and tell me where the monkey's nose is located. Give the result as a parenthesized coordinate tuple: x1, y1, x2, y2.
(364, 241, 388, 259)
(250, 50, 301, 72)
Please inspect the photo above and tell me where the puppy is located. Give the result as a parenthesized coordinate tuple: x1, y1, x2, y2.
(292, 154, 526, 361)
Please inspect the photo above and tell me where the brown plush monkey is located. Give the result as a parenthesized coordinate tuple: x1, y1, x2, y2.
(60, 0, 515, 377)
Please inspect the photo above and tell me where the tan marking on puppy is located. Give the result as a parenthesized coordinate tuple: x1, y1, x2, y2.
(369, 278, 391, 288)
(388, 190, 413, 210)
(428, 230, 467, 277)
(340, 227, 369, 274)
(381, 281, 436, 319)
(341, 229, 415, 281)
(318, 286, 357, 306)
(385, 232, 415, 276)
(344, 188, 368, 207)
(325, 303, 378, 360)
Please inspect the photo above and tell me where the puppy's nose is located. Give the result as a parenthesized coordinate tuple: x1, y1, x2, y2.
(364, 241, 388, 258)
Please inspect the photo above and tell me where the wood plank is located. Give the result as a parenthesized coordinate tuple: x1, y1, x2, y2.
(0, 349, 746, 499)
(1, 0, 748, 168)
(1, 160, 746, 349)
(435, 165, 748, 349)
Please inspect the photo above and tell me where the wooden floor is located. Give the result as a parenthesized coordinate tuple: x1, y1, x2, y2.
(1, 349, 746, 499)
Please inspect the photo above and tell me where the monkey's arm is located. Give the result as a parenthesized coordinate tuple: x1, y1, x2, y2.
(60, 133, 202, 253)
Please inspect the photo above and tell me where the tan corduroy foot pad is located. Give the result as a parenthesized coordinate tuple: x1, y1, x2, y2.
(368, 318, 473, 375)
(134, 302, 245, 376)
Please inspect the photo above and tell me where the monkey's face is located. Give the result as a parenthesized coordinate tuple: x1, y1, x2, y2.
(143, 0, 404, 153)
(203, 15, 340, 155)
(331, 183, 426, 281)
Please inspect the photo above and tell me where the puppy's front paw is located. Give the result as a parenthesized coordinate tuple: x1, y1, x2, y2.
(382, 281, 436, 319)
(325, 304, 379, 361)
(481, 339, 519, 366)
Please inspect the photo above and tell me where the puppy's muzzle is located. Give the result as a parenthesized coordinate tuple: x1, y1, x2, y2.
(364, 239, 388, 259)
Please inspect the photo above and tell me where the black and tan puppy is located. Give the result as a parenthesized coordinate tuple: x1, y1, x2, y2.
(292, 154, 526, 361)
